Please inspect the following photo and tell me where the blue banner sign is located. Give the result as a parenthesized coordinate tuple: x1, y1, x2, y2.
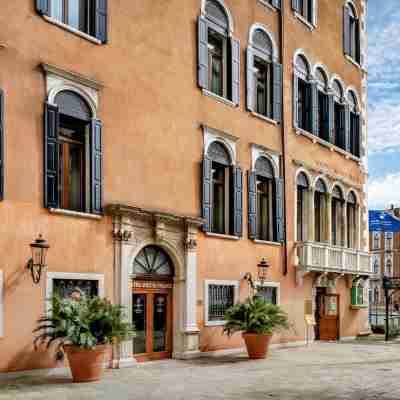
(369, 210, 400, 232)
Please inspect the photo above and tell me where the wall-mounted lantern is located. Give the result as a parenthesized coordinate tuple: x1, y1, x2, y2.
(244, 257, 270, 293)
(27, 234, 50, 284)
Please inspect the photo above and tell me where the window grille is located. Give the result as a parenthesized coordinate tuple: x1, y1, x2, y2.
(208, 284, 235, 321)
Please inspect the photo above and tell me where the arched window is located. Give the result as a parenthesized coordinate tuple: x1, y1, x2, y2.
(248, 156, 283, 242)
(202, 140, 243, 236)
(292, 0, 316, 26)
(373, 232, 380, 250)
(346, 191, 357, 249)
(314, 67, 330, 142)
(314, 178, 327, 242)
(247, 27, 282, 122)
(133, 246, 174, 280)
(332, 79, 346, 151)
(198, 0, 240, 104)
(331, 186, 344, 246)
(35, 0, 108, 43)
(386, 258, 392, 277)
(296, 172, 309, 241)
(344, 2, 361, 64)
(348, 90, 360, 157)
(294, 54, 312, 133)
(44, 90, 103, 214)
(373, 257, 379, 275)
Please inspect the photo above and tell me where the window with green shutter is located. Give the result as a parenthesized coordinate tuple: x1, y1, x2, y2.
(351, 280, 367, 308)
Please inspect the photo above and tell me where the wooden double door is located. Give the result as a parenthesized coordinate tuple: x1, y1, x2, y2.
(132, 287, 173, 362)
(315, 289, 340, 341)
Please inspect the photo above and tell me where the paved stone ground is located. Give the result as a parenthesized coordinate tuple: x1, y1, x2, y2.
(1, 341, 400, 400)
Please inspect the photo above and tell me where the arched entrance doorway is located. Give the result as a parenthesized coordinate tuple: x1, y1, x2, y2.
(132, 245, 174, 361)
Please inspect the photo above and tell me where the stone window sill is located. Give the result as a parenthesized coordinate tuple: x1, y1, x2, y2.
(253, 239, 282, 247)
(205, 232, 240, 241)
(258, 0, 277, 12)
(293, 12, 316, 31)
(251, 112, 278, 126)
(295, 128, 361, 164)
(204, 320, 226, 327)
(42, 16, 102, 45)
(344, 55, 366, 73)
(350, 305, 368, 310)
(202, 89, 237, 108)
(49, 208, 103, 220)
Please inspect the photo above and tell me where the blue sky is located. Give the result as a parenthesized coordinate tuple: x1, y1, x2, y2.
(368, 1, 400, 209)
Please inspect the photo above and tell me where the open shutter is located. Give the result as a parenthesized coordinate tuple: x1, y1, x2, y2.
(198, 16, 209, 90)
(272, 62, 283, 123)
(292, 0, 300, 13)
(44, 103, 59, 209)
(343, 5, 350, 56)
(293, 76, 299, 128)
(0, 90, 4, 201)
(272, 0, 281, 9)
(275, 177, 284, 242)
(305, 83, 313, 132)
(95, 0, 108, 43)
(202, 157, 213, 232)
(231, 37, 240, 106)
(248, 171, 257, 239)
(311, 82, 318, 136)
(328, 94, 335, 143)
(246, 47, 255, 112)
(36, 0, 49, 15)
(90, 119, 103, 214)
(231, 166, 243, 237)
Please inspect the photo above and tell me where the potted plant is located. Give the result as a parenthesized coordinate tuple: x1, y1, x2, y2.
(223, 296, 289, 359)
(33, 293, 135, 383)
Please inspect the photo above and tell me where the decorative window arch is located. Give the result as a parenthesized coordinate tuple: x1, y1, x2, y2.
(347, 89, 361, 158)
(247, 25, 282, 121)
(133, 246, 174, 280)
(314, 66, 330, 142)
(198, 0, 240, 104)
(202, 137, 243, 237)
(346, 190, 358, 249)
(331, 78, 346, 151)
(292, 0, 317, 27)
(331, 184, 345, 246)
(294, 53, 312, 133)
(296, 171, 310, 241)
(344, 1, 361, 64)
(44, 89, 102, 214)
(248, 155, 283, 242)
(314, 178, 327, 242)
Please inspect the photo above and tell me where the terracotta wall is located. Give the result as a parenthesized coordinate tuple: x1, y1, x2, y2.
(0, 0, 367, 372)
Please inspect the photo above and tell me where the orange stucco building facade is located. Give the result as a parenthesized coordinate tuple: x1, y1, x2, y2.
(0, 0, 371, 374)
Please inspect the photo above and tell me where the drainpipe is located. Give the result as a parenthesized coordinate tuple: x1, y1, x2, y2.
(279, 0, 289, 276)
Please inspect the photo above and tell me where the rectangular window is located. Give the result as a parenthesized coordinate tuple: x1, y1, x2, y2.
(334, 103, 346, 150)
(298, 79, 311, 132)
(350, 112, 360, 157)
(58, 115, 87, 212)
(254, 58, 271, 118)
(385, 232, 393, 250)
(299, 0, 313, 24)
(373, 232, 380, 250)
(256, 176, 274, 241)
(205, 281, 238, 325)
(208, 29, 225, 98)
(212, 162, 227, 234)
(317, 92, 329, 141)
(347, 203, 356, 249)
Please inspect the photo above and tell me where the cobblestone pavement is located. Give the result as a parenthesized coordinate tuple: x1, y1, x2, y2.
(1, 341, 400, 400)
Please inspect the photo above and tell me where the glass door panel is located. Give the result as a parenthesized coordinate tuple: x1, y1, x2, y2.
(153, 294, 168, 353)
(132, 294, 147, 354)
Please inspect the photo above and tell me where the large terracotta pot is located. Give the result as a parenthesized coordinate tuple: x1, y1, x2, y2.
(242, 333, 272, 359)
(64, 344, 108, 383)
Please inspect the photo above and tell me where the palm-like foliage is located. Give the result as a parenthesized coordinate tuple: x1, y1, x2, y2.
(223, 296, 290, 336)
(33, 294, 135, 356)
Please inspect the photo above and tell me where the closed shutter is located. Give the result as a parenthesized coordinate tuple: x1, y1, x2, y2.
(339, 106, 346, 149)
(275, 177, 284, 242)
(90, 119, 103, 214)
(293, 76, 299, 128)
(292, 0, 300, 13)
(305, 83, 312, 132)
(231, 37, 241, 106)
(311, 82, 318, 136)
(272, 0, 281, 9)
(246, 47, 255, 112)
(351, 287, 357, 306)
(0, 90, 3, 201)
(344, 104, 350, 152)
(231, 166, 243, 237)
(322, 94, 330, 141)
(198, 16, 209, 90)
(95, 0, 108, 43)
(343, 5, 350, 56)
(272, 62, 283, 123)
(356, 115, 361, 158)
(202, 157, 213, 232)
(248, 171, 257, 239)
(328, 94, 335, 143)
(36, 0, 49, 15)
(44, 103, 59, 209)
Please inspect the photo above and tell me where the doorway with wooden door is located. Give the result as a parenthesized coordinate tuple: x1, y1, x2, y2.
(131, 245, 174, 362)
(315, 288, 340, 341)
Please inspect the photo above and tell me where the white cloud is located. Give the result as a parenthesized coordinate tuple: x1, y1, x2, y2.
(368, 172, 400, 209)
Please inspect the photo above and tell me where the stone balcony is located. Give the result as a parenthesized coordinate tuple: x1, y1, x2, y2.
(295, 241, 372, 285)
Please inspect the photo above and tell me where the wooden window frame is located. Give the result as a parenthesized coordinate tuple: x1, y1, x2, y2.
(211, 161, 230, 235)
(254, 58, 272, 119)
(256, 175, 275, 242)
